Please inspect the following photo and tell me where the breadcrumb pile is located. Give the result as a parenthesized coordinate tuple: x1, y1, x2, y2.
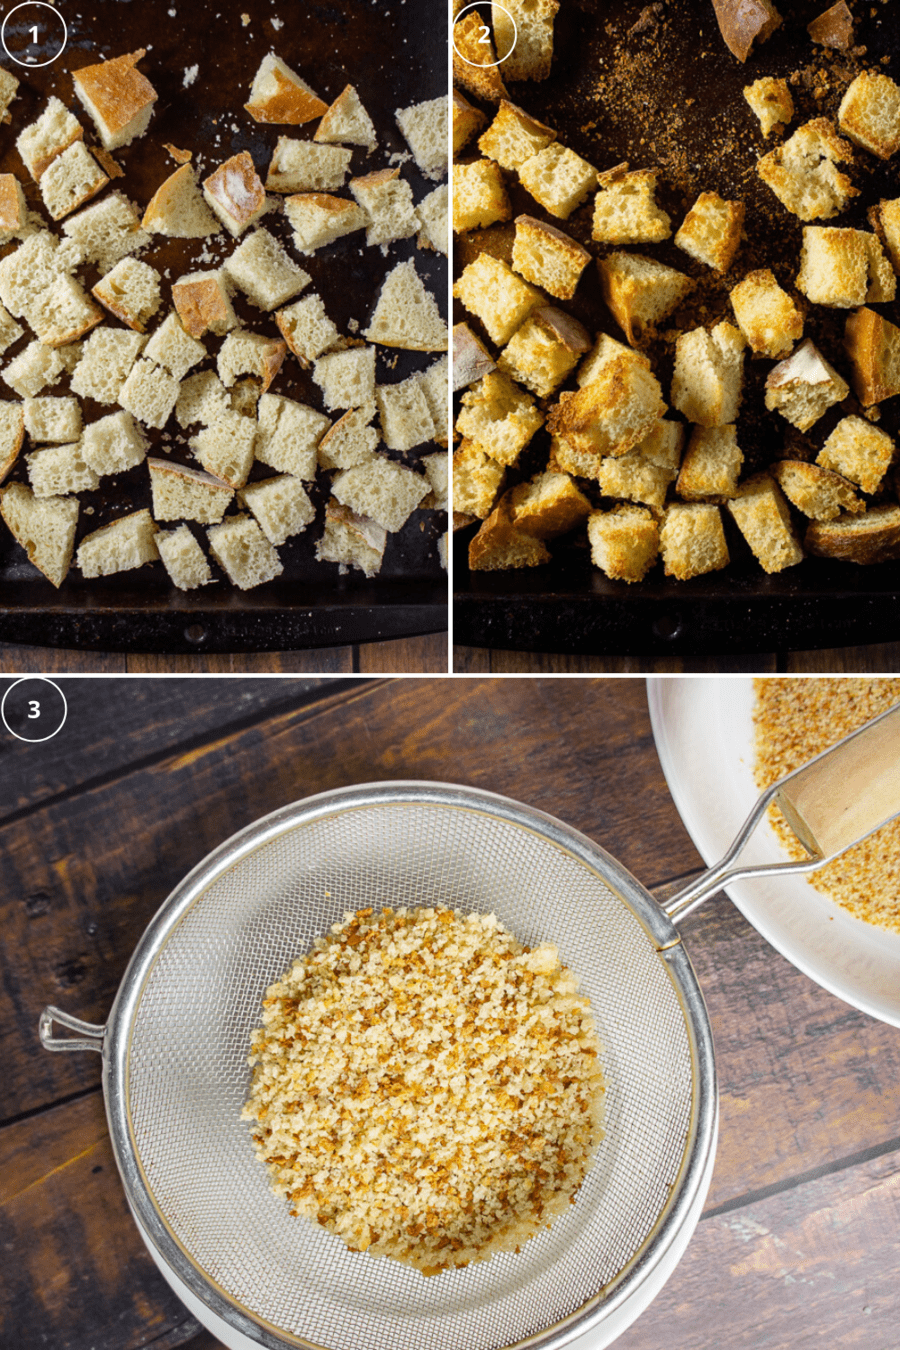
(753, 677, 900, 932)
(242, 906, 605, 1274)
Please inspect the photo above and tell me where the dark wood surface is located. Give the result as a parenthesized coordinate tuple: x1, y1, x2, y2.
(2, 677, 898, 1349)
(453, 641, 900, 673)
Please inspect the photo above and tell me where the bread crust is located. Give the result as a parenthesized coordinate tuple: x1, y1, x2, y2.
(245, 65, 327, 125)
(806, 505, 900, 562)
(73, 49, 156, 136)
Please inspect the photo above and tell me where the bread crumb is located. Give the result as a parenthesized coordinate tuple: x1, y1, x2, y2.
(183, 65, 198, 87)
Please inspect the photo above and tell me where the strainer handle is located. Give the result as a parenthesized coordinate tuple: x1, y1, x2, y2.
(38, 1005, 106, 1053)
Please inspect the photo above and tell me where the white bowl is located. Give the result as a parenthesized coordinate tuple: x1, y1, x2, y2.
(647, 677, 900, 1028)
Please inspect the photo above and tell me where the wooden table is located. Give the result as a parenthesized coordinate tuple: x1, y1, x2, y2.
(2, 677, 898, 1350)
(454, 641, 900, 674)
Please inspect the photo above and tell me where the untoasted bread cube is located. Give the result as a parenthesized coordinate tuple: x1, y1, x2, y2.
(744, 77, 794, 137)
(869, 197, 900, 272)
(254, 392, 330, 479)
(577, 333, 651, 388)
(417, 184, 448, 255)
(395, 97, 448, 181)
(17, 97, 83, 180)
(283, 193, 366, 255)
(453, 160, 510, 233)
(508, 471, 591, 538)
(511, 215, 590, 301)
(190, 411, 256, 488)
(765, 338, 849, 430)
(156, 524, 213, 589)
(40, 142, 108, 221)
(376, 378, 434, 451)
(80, 409, 147, 475)
(4, 341, 64, 398)
(592, 166, 671, 245)
(0, 67, 19, 122)
(729, 269, 803, 358)
(172, 270, 236, 339)
(453, 440, 505, 518)
(518, 143, 597, 219)
(672, 323, 745, 428)
(0, 230, 75, 320)
(222, 228, 310, 311)
(25, 396, 81, 444)
(148, 457, 233, 523)
(757, 118, 856, 221)
(453, 254, 543, 347)
(817, 414, 894, 493)
(452, 12, 509, 105)
(350, 167, 419, 247)
(207, 514, 283, 588)
(141, 163, 221, 238)
(838, 72, 900, 160)
(674, 192, 744, 272)
(498, 306, 590, 397)
(217, 329, 286, 391)
(659, 502, 729, 579)
(313, 347, 376, 412)
(493, 0, 558, 81)
(421, 451, 448, 510)
(332, 455, 429, 532)
(276, 293, 339, 366)
(468, 499, 550, 571)
(202, 152, 267, 237)
(409, 352, 449, 438)
(478, 101, 556, 171)
(92, 257, 162, 332)
(61, 192, 150, 272)
(0, 175, 27, 243)
(25, 275, 104, 348)
(726, 474, 803, 573)
(0, 481, 78, 586)
(71, 330, 147, 404)
(317, 406, 379, 471)
(316, 500, 387, 576)
(265, 138, 352, 193)
(241, 474, 315, 545)
(677, 424, 743, 499)
(77, 508, 158, 577)
(548, 356, 664, 458)
(588, 505, 659, 582)
(457, 370, 544, 466)
(73, 49, 156, 150)
(118, 357, 179, 429)
(598, 252, 694, 346)
(843, 306, 900, 405)
(0, 301, 23, 358)
(315, 84, 377, 153)
(796, 226, 896, 307)
(244, 52, 327, 125)
(27, 440, 99, 497)
(772, 458, 863, 519)
(175, 371, 231, 429)
(805, 502, 900, 562)
(365, 261, 448, 352)
(453, 89, 487, 156)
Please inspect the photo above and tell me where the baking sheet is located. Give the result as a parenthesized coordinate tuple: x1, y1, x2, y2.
(453, 0, 900, 656)
(0, 0, 448, 653)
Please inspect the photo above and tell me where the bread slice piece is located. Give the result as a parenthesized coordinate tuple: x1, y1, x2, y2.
(314, 85, 377, 152)
(674, 192, 744, 271)
(0, 481, 78, 585)
(172, 270, 236, 338)
(808, 2, 854, 48)
(4, 341, 64, 398)
(508, 471, 591, 538)
(468, 498, 550, 571)
(73, 49, 156, 149)
(452, 12, 509, 103)
(202, 152, 267, 237)
(350, 167, 419, 247)
(25, 275, 104, 348)
(816, 413, 894, 493)
(765, 338, 849, 429)
(376, 377, 434, 451)
(711, 0, 782, 62)
(265, 139, 352, 195)
(118, 357, 179, 429)
(77, 508, 158, 577)
(92, 256, 162, 331)
(843, 306, 900, 405)
(457, 370, 544, 466)
(493, 0, 558, 81)
(588, 504, 659, 582)
(511, 215, 590, 301)
(254, 391, 330, 478)
(207, 514, 283, 588)
(61, 192, 150, 271)
(453, 253, 543, 346)
(26, 440, 99, 497)
(316, 500, 387, 577)
(518, 143, 597, 219)
(453, 322, 496, 392)
(498, 305, 590, 397)
(70, 329, 147, 403)
(284, 193, 366, 254)
(175, 371, 232, 430)
(796, 226, 895, 307)
(453, 159, 510, 233)
(222, 228, 310, 311)
(40, 141, 109, 221)
(17, 97, 83, 180)
(453, 89, 488, 156)
(592, 165, 672, 245)
(365, 261, 448, 351)
(598, 252, 694, 346)
(332, 455, 429, 532)
(757, 118, 856, 221)
(148, 457, 233, 524)
(241, 474, 315, 545)
(729, 268, 803, 357)
(80, 408, 147, 474)
(156, 524, 213, 589)
(478, 101, 556, 171)
(453, 439, 505, 518)
(726, 473, 803, 573)
(0, 176, 27, 244)
(838, 71, 900, 159)
(676, 424, 743, 499)
(312, 346, 376, 412)
(417, 184, 448, 255)
(868, 197, 900, 272)
(744, 76, 794, 136)
(772, 458, 862, 519)
(245, 53, 326, 124)
(317, 406, 380, 471)
(671, 323, 746, 427)
(276, 292, 339, 366)
(24, 396, 81, 444)
(806, 503, 900, 562)
(190, 411, 256, 489)
(395, 97, 448, 181)
(548, 356, 664, 458)
(660, 502, 729, 579)
(217, 329, 287, 391)
(141, 163, 221, 238)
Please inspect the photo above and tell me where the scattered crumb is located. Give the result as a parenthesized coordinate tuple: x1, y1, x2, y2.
(183, 65, 198, 87)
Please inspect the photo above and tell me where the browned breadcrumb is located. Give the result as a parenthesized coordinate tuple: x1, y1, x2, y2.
(243, 906, 604, 1274)
(753, 678, 900, 932)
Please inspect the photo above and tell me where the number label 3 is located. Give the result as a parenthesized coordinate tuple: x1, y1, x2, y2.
(28, 700, 40, 719)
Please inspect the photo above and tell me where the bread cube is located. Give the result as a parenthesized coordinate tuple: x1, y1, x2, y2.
(415, 355, 449, 444)
(315, 84, 377, 153)
(0, 402, 27, 483)
(453, 322, 496, 392)
(816, 414, 894, 493)
(772, 459, 863, 520)
(62, 191, 150, 272)
(805, 503, 900, 563)
(671, 323, 745, 428)
(17, 97, 83, 180)
(25, 396, 81, 444)
(0, 481, 78, 586)
(577, 333, 650, 387)
(92, 257, 162, 332)
(0, 230, 75, 319)
(284, 193, 366, 255)
(77, 508, 158, 577)
(265, 138, 352, 193)
(808, 3, 854, 49)
(276, 293, 339, 367)
(729, 268, 803, 358)
(217, 329, 286, 391)
(452, 12, 509, 104)
(597, 423, 683, 512)
(519, 142, 597, 219)
(468, 499, 550, 571)
(317, 407, 380, 472)
(73, 49, 156, 150)
(81, 409, 147, 475)
(313, 346, 376, 412)
(588, 505, 659, 582)
(659, 502, 729, 579)
(457, 371, 544, 466)
(332, 455, 429, 532)
(417, 184, 448, 255)
(676, 424, 743, 499)
(254, 392, 330, 478)
(478, 100, 556, 171)
(674, 192, 744, 272)
(26, 275, 104, 348)
(0, 301, 23, 359)
(843, 306, 900, 405)
(838, 71, 900, 159)
(222, 228, 310, 311)
(453, 89, 487, 156)
(376, 378, 434, 451)
(148, 457, 233, 523)
(508, 471, 591, 538)
(744, 77, 794, 137)
(453, 160, 510, 233)
(207, 515, 283, 589)
(244, 52, 326, 125)
(592, 166, 671, 245)
(190, 411, 256, 488)
(868, 197, 900, 272)
(0, 67, 19, 122)
(511, 215, 590, 301)
(156, 524, 213, 590)
(765, 338, 849, 429)
(174, 371, 232, 430)
(757, 118, 856, 221)
(421, 451, 448, 510)
(172, 270, 236, 339)
(71, 329, 146, 404)
(598, 252, 694, 346)
(796, 226, 896, 307)
(241, 474, 315, 545)
(4, 341, 64, 398)
(498, 306, 590, 397)
(316, 500, 387, 577)
(27, 441, 99, 497)
(40, 142, 109, 221)
(350, 167, 419, 247)
(202, 152, 267, 237)
(395, 96, 448, 182)
(118, 357, 179, 429)
(726, 474, 803, 573)
(141, 163, 221, 238)
(0, 175, 27, 244)
(453, 253, 543, 346)
(453, 439, 504, 518)
(365, 261, 448, 351)
(493, 0, 558, 81)
(548, 356, 664, 458)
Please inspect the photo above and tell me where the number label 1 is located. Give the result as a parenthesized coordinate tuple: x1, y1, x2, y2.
(29, 25, 39, 43)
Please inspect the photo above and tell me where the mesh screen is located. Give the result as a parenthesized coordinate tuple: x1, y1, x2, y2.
(127, 801, 695, 1350)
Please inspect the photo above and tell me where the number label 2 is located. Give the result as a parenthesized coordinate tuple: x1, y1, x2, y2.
(477, 22, 490, 43)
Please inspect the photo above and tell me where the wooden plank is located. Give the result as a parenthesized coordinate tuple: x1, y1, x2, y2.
(452, 644, 493, 673)
(357, 632, 448, 673)
(786, 643, 900, 673)
(451, 648, 779, 673)
(0, 645, 127, 673)
(126, 648, 355, 674)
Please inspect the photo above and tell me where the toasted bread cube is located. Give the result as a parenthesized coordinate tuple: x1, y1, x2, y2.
(511, 215, 590, 302)
(148, 457, 233, 524)
(317, 407, 380, 472)
(265, 138, 352, 194)
(332, 456, 429, 532)
(141, 163, 221, 238)
(729, 268, 803, 358)
(417, 183, 448, 255)
(636, 418, 685, 471)
(40, 141, 108, 221)
(283, 192, 366, 255)
(222, 227, 310, 310)
(677, 424, 743, 499)
(207, 514, 283, 588)
(757, 118, 856, 221)
(598, 252, 694, 346)
(315, 84, 377, 152)
(726, 473, 803, 573)
(659, 502, 729, 579)
(519, 142, 597, 219)
(838, 71, 900, 160)
(468, 498, 550, 570)
(817, 414, 894, 493)
(156, 525, 213, 590)
(312, 347, 376, 412)
(349, 167, 419, 247)
(316, 500, 387, 577)
(25, 275, 104, 348)
(254, 392, 330, 479)
(457, 370, 544, 466)
(376, 377, 435, 452)
(80, 409, 147, 475)
(592, 166, 671, 245)
(547, 433, 602, 479)
(588, 504, 659, 582)
(452, 12, 509, 105)
(498, 306, 590, 397)
(92, 257, 162, 332)
(674, 192, 744, 272)
(508, 471, 591, 538)
(244, 53, 327, 125)
(765, 338, 849, 429)
(395, 96, 448, 182)
(26, 441, 98, 497)
(190, 410, 256, 488)
(577, 333, 651, 388)
(241, 474, 315, 545)
(61, 191, 150, 272)
(174, 371, 231, 430)
(478, 101, 556, 171)
(796, 226, 896, 307)
(24, 396, 81, 444)
(549, 356, 664, 459)
(364, 260, 448, 352)
(0, 175, 27, 243)
(744, 77, 794, 137)
(493, 0, 558, 80)
(0, 67, 19, 122)
(869, 197, 900, 273)
(276, 292, 339, 366)
(217, 329, 286, 391)
(77, 508, 158, 577)
(672, 323, 745, 428)
(453, 253, 543, 347)
(805, 502, 900, 562)
(453, 159, 510, 233)
(118, 357, 179, 429)
(453, 89, 488, 156)
(453, 439, 505, 518)
(597, 451, 674, 513)
(17, 97, 83, 180)
(772, 458, 863, 519)
(70, 329, 146, 404)
(843, 306, 900, 405)
(0, 481, 78, 585)
(4, 341, 64, 398)
(172, 270, 236, 339)
(202, 152, 267, 237)
(73, 49, 156, 150)
(808, 3, 854, 48)
(453, 321, 496, 392)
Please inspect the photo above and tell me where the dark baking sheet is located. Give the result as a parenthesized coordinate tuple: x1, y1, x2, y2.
(453, 0, 900, 656)
(0, 0, 448, 652)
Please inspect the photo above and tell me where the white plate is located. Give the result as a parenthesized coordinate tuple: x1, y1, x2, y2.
(647, 677, 900, 1028)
